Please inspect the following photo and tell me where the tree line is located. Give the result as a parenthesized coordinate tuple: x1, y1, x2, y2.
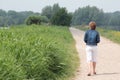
(71, 6, 120, 30)
(0, 4, 71, 27)
(0, 10, 38, 26)
(0, 4, 120, 30)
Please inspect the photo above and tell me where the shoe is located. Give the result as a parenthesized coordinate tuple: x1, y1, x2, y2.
(87, 73, 91, 76)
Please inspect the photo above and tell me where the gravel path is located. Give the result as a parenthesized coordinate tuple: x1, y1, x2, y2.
(69, 27, 120, 80)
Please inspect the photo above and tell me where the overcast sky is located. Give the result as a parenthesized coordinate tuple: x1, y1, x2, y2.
(0, 0, 120, 13)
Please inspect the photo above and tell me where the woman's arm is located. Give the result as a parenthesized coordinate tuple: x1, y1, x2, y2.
(84, 31, 88, 43)
(96, 32, 100, 43)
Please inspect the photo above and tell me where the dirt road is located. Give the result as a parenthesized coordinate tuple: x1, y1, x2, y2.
(69, 27, 120, 80)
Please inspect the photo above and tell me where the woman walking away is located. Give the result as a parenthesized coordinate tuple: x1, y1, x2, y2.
(84, 21, 100, 76)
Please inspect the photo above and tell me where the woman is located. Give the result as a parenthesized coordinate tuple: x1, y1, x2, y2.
(84, 21, 100, 76)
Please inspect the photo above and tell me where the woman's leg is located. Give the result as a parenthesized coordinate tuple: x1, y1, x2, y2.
(93, 62, 96, 74)
(86, 46, 92, 76)
(88, 62, 92, 73)
(92, 46, 97, 74)
(87, 62, 92, 76)
(90, 62, 96, 75)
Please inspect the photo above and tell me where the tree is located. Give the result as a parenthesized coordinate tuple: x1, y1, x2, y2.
(25, 15, 49, 25)
(25, 16, 41, 25)
(52, 4, 60, 15)
(51, 8, 72, 26)
(109, 11, 120, 26)
(0, 9, 7, 26)
(0, 9, 6, 16)
(0, 10, 40, 27)
(40, 16, 49, 23)
(71, 6, 104, 26)
(41, 6, 52, 19)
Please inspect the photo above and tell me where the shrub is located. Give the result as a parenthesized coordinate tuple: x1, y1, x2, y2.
(25, 16, 41, 25)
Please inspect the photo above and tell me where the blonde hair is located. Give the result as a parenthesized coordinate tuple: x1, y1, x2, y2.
(89, 21, 96, 30)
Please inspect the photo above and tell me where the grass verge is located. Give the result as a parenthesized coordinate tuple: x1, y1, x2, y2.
(0, 25, 79, 80)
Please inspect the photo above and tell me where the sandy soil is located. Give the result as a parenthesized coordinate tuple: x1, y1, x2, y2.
(69, 27, 120, 80)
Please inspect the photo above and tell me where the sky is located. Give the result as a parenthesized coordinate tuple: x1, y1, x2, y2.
(0, 0, 120, 13)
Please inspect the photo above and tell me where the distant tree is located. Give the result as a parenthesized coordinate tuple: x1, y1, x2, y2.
(51, 8, 72, 26)
(71, 6, 104, 26)
(25, 15, 49, 25)
(0, 10, 39, 26)
(25, 16, 41, 25)
(40, 16, 49, 23)
(0, 16, 5, 26)
(0, 10, 7, 26)
(41, 6, 52, 19)
(101, 13, 110, 26)
(41, 3, 60, 21)
(5, 10, 26, 26)
(0, 9, 6, 16)
(52, 4, 60, 15)
(109, 11, 120, 26)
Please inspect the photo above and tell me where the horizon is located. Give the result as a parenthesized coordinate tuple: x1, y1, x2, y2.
(1, 5, 120, 13)
(1, 0, 120, 13)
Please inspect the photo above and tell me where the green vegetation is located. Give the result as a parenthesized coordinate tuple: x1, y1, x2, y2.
(71, 6, 120, 31)
(71, 6, 104, 26)
(42, 4, 72, 26)
(0, 9, 38, 26)
(25, 15, 49, 25)
(76, 26, 120, 44)
(41, 4, 60, 20)
(51, 8, 72, 26)
(0, 25, 79, 80)
(97, 28, 120, 44)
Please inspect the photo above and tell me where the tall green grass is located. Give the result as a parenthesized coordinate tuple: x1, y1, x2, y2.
(97, 28, 120, 44)
(0, 25, 79, 80)
(76, 26, 120, 44)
